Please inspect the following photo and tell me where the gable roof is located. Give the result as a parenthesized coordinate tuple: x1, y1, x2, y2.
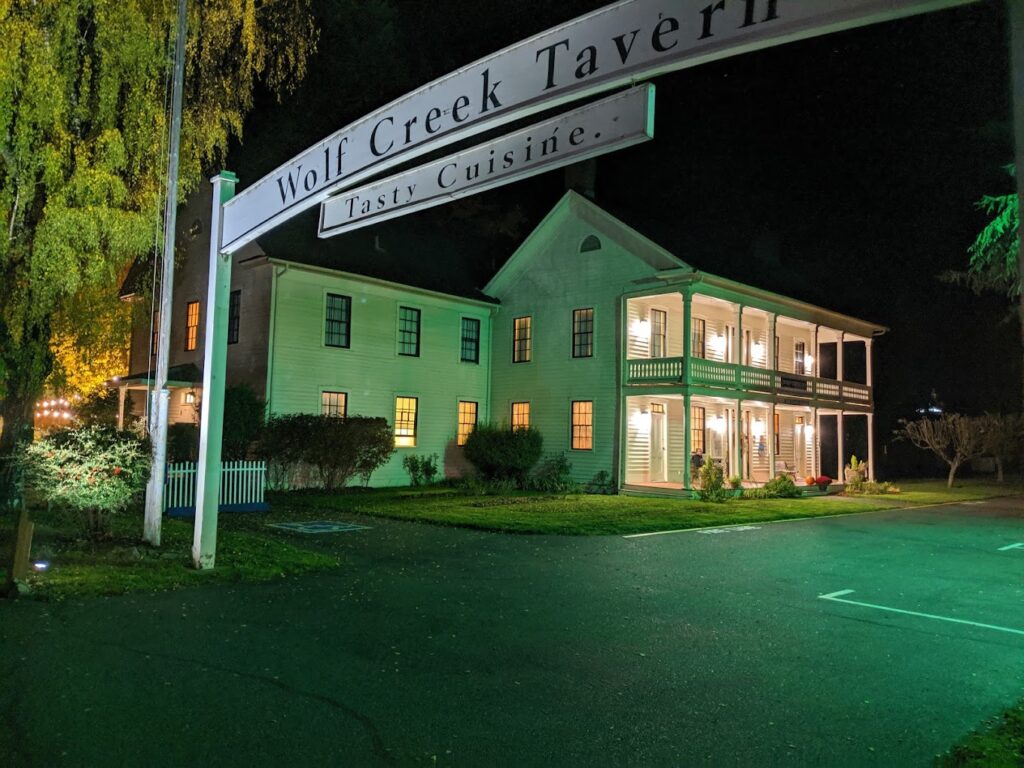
(483, 190, 691, 297)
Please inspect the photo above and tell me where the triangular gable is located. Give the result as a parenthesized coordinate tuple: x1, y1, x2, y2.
(483, 190, 691, 297)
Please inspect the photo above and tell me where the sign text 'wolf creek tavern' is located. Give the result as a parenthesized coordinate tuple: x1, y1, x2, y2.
(318, 86, 655, 237)
(219, 0, 977, 251)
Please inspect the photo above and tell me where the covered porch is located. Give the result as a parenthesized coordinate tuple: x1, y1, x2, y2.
(109, 363, 203, 430)
(622, 394, 873, 493)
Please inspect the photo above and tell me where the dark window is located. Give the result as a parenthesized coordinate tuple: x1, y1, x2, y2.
(460, 317, 480, 363)
(398, 306, 421, 357)
(774, 411, 781, 454)
(185, 301, 200, 351)
(580, 235, 602, 253)
(321, 391, 347, 418)
(691, 405, 706, 454)
(650, 309, 667, 358)
(513, 316, 532, 363)
(325, 294, 351, 348)
(571, 400, 593, 450)
(228, 290, 241, 345)
(572, 308, 594, 358)
(691, 318, 706, 359)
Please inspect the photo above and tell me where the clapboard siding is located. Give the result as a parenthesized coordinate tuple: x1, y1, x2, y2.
(267, 265, 493, 486)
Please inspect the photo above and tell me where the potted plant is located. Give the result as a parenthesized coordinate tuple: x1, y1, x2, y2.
(844, 455, 866, 485)
(815, 475, 832, 492)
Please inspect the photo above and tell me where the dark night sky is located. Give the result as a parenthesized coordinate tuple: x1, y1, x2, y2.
(230, 0, 1017, 462)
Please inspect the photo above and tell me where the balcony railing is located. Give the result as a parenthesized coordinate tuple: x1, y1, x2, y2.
(625, 356, 872, 405)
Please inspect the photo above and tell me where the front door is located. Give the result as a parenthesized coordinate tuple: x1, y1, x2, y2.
(650, 404, 667, 483)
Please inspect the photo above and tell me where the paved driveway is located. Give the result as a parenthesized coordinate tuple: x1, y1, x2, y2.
(1, 499, 1021, 766)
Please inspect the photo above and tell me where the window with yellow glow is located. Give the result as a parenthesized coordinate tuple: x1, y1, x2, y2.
(511, 402, 530, 431)
(394, 396, 418, 447)
(457, 401, 477, 446)
(513, 316, 532, 363)
(571, 400, 593, 450)
(185, 301, 200, 351)
(321, 391, 347, 418)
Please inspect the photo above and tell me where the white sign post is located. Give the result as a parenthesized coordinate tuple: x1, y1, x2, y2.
(219, 0, 978, 253)
(320, 85, 655, 237)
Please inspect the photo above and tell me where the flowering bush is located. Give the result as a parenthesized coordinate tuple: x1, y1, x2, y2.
(23, 426, 151, 538)
(815, 475, 832, 489)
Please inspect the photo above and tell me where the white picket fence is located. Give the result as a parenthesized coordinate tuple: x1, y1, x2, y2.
(164, 460, 267, 514)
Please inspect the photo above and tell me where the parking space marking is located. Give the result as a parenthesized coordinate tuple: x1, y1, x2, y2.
(998, 543, 1024, 551)
(818, 590, 1024, 636)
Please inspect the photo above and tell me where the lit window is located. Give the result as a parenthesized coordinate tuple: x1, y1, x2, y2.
(184, 391, 196, 404)
(321, 391, 347, 418)
(691, 405, 706, 454)
(185, 301, 200, 351)
(795, 341, 806, 375)
(457, 401, 478, 446)
(511, 402, 530, 431)
(691, 317, 706, 359)
(650, 309, 666, 358)
(395, 396, 418, 447)
(571, 400, 593, 450)
(461, 317, 480, 363)
(398, 306, 421, 357)
(572, 308, 594, 358)
(513, 316, 532, 363)
(325, 293, 351, 348)
(228, 290, 241, 345)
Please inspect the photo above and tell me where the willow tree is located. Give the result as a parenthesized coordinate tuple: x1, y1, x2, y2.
(0, 0, 316, 454)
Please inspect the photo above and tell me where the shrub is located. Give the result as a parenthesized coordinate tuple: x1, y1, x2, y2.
(697, 461, 729, 503)
(22, 426, 151, 539)
(585, 469, 617, 495)
(463, 424, 543, 486)
(728, 475, 743, 490)
(845, 480, 900, 495)
(75, 389, 120, 427)
(403, 454, 439, 486)
(261, 414, 394, 490)
(764, 474, 801, 498)
(167, 423, 199, 463)
(529, 453, 578, 493)
(222, 385, 266, 460)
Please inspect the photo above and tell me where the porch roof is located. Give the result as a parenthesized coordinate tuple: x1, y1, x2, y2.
(110, 363, 202, 390)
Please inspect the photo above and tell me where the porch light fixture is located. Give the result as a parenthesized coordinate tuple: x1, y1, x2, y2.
(631, 408, 652, 433)
(711, 415, 726, 434)
(630, 317, 650, 341)
(751, 341, 765, 363)
(751, 418, 765, 438)
(804, 424, 815, 438)
(710, 334, 727, 357)
(805, 354, 815, 368)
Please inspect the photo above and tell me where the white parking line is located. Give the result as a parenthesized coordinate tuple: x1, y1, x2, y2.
(998, 543, 1024, 551)
(818, 590, 1024, 636)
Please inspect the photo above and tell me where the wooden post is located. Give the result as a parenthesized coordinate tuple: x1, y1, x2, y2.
(5, 509, 33, 593)
(867, 412, 876, 482)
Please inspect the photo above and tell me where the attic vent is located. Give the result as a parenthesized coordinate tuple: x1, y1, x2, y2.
(580, 235, 602, 253)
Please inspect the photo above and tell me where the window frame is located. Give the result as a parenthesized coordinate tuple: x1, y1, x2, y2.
(691, 405, 706, 455)
(513, 315, 532, 363)
(324, 293, 352, 349)
(321, 390, 348, 418)
(185, 301, 200, 351)
(511, 401, 531, 431)
(460, 316, 481, 364)
(572, 308, 594, 359)
(398, 305, 421, 357)
(571, 400, 594, 451)
(795, 340, 806, 375)
(394, 396, 419, 447)
(457, 400, 478, 446)
(650, 308, 667, 359)
(691, 317, 706, 359)
(228, 289, 241, 345)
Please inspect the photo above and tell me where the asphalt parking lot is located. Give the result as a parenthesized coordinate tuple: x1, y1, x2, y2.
(1, 499, 1021, 766)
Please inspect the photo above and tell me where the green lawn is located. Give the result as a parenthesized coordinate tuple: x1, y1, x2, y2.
(2, 477, 1018, 600)
(937, 701, 1024, 767)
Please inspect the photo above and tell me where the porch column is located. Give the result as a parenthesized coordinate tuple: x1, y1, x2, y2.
(837, 411, 845, 482)
(768, 402, 777, 479)
(813, 325, 820, 377)
(867, 412, 876, 481)
(813, 407, 820, 477)
(683, 292, 693, 364)
(837, 331, 845, 382)
(683, 393, 693, 489)
(733, 399, 743, 481)
(866, 338, 874, 389)
(736, 305, 744, 365)
(117, 385, 127, 431)
(768, 314, 777, 372)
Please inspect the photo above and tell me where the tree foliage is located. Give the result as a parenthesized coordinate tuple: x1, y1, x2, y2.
(898, 413, 984, 488)
(0, 0, 316, 451)
(977, 412, 1024, 483)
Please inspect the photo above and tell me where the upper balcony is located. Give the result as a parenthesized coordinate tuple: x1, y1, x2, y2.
(624, 290, 875, 408)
